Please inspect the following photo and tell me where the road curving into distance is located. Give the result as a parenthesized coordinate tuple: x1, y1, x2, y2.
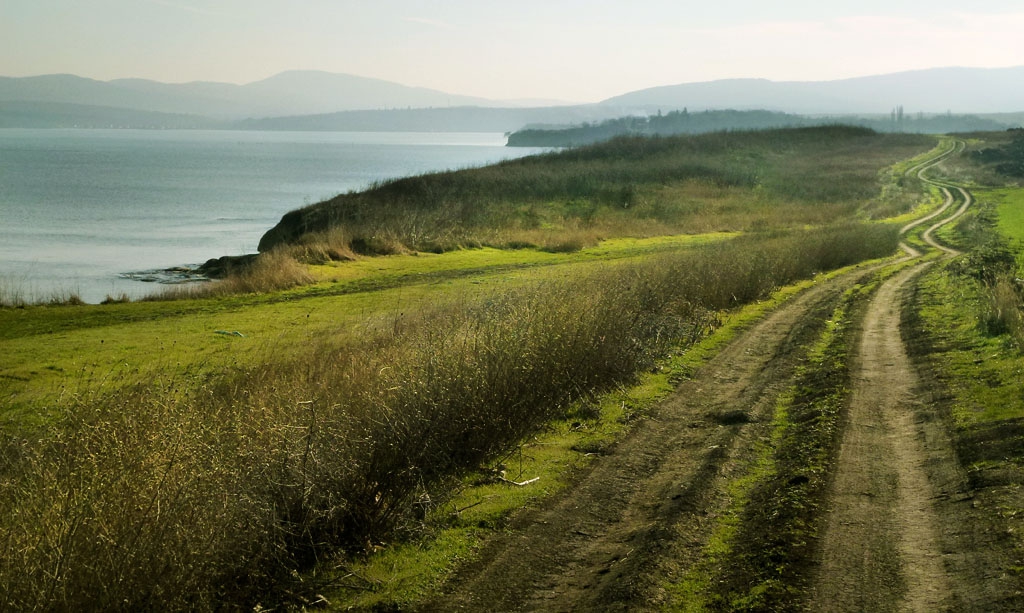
(811, 140, 974, 612)
(899, 140, 969, 256)
(423, 141, 982, 612)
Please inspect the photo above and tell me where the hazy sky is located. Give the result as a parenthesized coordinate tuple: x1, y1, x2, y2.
(3, 0, 1024, 102)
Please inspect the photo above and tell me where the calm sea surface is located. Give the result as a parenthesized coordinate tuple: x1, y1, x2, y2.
(0, 129, 545, 303)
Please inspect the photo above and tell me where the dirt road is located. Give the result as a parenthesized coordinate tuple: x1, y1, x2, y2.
(809, 263, 953, 611)
(810, 147, 973, 612)
(421, 144, 979, 612)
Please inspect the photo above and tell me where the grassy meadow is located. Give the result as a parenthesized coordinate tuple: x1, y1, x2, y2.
(0, 127, 940, 610)
(911, 178, 1024, 432)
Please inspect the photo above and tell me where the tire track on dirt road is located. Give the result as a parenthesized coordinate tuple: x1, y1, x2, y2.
(810, 143, 971, 612)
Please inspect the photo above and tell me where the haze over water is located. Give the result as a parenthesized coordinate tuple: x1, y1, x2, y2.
(0, 129, 545, 304)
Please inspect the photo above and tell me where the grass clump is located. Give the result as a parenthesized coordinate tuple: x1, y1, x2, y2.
(151, 249, 316, 300)
(0, 279, 86, 308)
(947, 194, 1024, 346)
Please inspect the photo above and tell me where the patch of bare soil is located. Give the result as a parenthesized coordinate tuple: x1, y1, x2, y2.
(420, 269, 875, 612)
(809, 262, 955, 612)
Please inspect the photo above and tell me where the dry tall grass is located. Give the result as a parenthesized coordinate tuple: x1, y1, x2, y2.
(0, 223, 898, 610)
(980, 274, 1024, 345)
(150, 249, 316, 300)
(0, 278, 85, 308)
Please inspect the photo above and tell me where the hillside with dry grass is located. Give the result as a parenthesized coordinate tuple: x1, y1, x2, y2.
(257, 127, 932, 256)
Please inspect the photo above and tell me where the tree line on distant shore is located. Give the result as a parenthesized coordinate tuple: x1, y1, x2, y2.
(506, 108, 1014, 147)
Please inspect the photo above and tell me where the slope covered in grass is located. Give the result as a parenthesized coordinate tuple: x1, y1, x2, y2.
(258, 127, 933, 255)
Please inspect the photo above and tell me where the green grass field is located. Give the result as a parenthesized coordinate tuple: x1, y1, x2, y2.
(987, 187, 1024, 269)
(0, 233, 735, 417)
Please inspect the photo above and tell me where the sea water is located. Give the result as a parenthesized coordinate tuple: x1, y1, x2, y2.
(0, 129, 545, 303)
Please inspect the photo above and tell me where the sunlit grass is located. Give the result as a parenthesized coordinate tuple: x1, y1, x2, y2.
(0, 234, 736, 415)
(987, 186, 1024, 258)
(915, 269, 1024, 428)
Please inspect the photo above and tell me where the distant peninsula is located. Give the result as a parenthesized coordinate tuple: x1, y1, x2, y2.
(505, 109, 1017, 147)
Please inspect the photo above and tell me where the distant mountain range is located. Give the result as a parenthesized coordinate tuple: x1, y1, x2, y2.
(1, 66, 1023, 131)
(0, 70, 562, 121)
(601, 66, 1024, 114)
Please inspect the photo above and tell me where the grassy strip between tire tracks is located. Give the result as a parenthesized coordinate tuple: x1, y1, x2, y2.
(663, 256, 927, 612)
